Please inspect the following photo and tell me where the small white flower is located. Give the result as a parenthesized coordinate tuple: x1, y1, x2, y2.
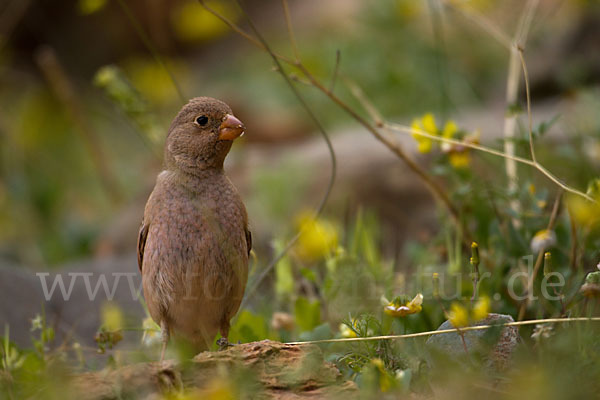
(531, 229, 557, 253)
(531, 324, 554, 341)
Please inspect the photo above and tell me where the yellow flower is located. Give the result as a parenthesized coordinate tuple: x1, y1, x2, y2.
(340, 319, 358, 338)
(410, 114, 478, 169)
(411, 119, 433, 153)
(421, 113, 437, 134)
(528, 183, 536, 195)
(383, 293, 423, 317)
(448, 296, 490, 328)
(411, 113, 438, 153)
(101, 302, 123, 331)
(442, 120, 458, 138)
(443, 125, 477, 169)
(295, 212, 338, 262)
(370, 358, 395, 392)
(472, 296, 490, 321)
(432, 273, 440, 298)
(122, 57, 189, 105)
(447, 302, 470, 328)
(567, 192, 600, 228)
(440, 120, 459, 153)
(448, 151, 470, 169)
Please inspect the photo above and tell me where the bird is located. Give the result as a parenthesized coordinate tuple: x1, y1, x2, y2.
(137, 97, 251, 360)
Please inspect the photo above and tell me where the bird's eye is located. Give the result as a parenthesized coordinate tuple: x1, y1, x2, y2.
(195, 116, 209, 126)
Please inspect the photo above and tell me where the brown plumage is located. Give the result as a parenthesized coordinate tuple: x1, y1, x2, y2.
(137, 97, 251, 359)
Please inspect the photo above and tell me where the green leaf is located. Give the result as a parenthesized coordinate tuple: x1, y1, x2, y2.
(294, 297, 321, 332)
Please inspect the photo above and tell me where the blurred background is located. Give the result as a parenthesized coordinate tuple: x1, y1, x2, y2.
(2, 0, 600, 349)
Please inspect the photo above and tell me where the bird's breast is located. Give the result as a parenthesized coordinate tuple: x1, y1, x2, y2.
(143, 172, 248, 279)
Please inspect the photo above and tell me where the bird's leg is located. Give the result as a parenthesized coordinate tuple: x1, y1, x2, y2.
(216, 322, 233, 351)
(160, 320, 169, 361)
(216, 337, 232, 350)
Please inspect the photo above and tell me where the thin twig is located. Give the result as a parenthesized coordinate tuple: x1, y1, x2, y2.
(445, 0, 539, 226)
(552, 286, 566, 316)
(286, 317, 600, 345)
(428, 0, 450, 117)
(199, 0, 284, 58)
(517, 47, 536, 163)
(288, 73, 312, 87)
(383, 122, 595, 203)
(507, 0, 538, 225)
(298, 63, 464, 229)
(441, 0, 512, 50)
(386, 122, 533, 164)
(434, 284, 469, 354)
(345, 79, 385, 126)
(346, 74, 593, 204)
(281, 0, 299, 61)
(568, 207, 578, 272)
(504, 46, 522, 224)
(198, 0, 465, 233)
(515, 0, 540, 47)
(232, 0, 337, 309)
(329, 50, 341, 93)
(517, 191, 562, 321)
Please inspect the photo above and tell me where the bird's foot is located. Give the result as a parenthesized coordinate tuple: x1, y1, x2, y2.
(216, 337, 233, 351)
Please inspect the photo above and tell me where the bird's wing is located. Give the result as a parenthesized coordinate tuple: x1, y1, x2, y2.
(245, 227, 252, 257)
(137, 221, 149, 272)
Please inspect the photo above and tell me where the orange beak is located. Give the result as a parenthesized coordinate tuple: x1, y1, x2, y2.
(218, 114, 245, 141)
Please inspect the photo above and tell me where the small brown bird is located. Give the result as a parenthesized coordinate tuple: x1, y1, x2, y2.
(137, 97, 251, 359)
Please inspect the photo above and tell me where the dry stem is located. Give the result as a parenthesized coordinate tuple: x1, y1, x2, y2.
(517, 191, 563, 321)
(198, 0, 465, 232)
(287, 317, 600, 345)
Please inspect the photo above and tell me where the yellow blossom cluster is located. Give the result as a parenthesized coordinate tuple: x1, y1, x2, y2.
(447, 296, 490, 328)
(410, 113, 479, 169)
(101, 302, 124, 331)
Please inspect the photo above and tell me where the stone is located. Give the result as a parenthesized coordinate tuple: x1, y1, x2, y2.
(426, 313, 520, 371)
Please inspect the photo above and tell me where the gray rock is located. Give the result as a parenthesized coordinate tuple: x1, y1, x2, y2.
(426, 313, 520, 370)
(0, 254, 145, 348)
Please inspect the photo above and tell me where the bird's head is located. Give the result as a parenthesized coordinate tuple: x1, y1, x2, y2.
(164, 97, 245, 173)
